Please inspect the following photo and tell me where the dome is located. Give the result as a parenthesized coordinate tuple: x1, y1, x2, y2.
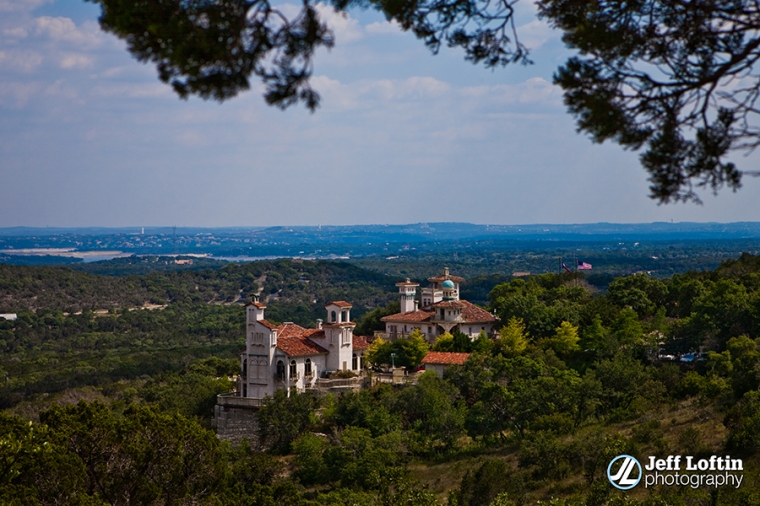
(442, 279, 455, 289)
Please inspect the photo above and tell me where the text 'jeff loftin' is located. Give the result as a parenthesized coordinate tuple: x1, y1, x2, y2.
(644, 456, 744, 489)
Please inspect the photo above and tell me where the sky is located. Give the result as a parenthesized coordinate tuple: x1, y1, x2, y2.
(1, 0, 759, 228)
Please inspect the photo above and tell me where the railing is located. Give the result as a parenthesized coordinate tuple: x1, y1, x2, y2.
(314, 377, 363, 388)
(274, 372, 300, 382)
(217, 392, 263, 408)
(373, 331, 428, 341)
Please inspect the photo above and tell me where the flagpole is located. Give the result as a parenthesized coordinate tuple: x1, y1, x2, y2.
(574, 257, 578, 287)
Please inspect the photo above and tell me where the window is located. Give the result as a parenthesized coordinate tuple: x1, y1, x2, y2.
(359, 354, 364, 369)
(276, 360, 285, 379)
(305, 358, 312, 376)
(341, 310, 347, 322)
(352, 353, 357, 370)
(331, 310, 337, 323)
(242, 359, 247, 377)
(290, 360, 297, 378)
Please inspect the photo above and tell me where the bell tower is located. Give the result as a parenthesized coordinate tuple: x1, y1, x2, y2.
(396, 279, 419, 313)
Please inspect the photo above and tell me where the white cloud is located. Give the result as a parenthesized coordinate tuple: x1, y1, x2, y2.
(0, 80, 42, 106)
(365, 20, 403, 35)
(312, 75, 451, 109)
(43, 79, 80, 100)
(0, 0, 51, 13)
(92, 82, 172, 99)
(3, 26, 28, 38)
(34, 17, 102, 47)
(515, 19, 558, 51)
(313, 3, 363, 43)
(0, 48, 42, 71)
(59, 52, 93, 69)
(460, 77, 561, 106)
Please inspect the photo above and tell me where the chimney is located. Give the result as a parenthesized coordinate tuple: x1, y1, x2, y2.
(414, 300, 419, 311)
(444, 267, 449, 277)
(316, 319, 323, 330)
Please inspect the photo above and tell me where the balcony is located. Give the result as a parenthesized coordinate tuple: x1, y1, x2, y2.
(374, 331, 428, 341)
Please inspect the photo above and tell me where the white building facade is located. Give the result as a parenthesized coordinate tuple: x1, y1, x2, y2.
(240, 300, 369, 399)
(380, 268, 498, 342)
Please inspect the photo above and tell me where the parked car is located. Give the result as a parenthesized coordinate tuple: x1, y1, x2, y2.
(680, 353, 696, 363)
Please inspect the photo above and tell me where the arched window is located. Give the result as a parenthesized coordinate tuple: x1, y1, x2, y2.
(331, 310, 337, 323)
(305, 358, 312, 376)
(276, 360, 285, 380)
(290, 360, 297, 378)
(341, 310, 347, 322)
(352, 353, 357, 370)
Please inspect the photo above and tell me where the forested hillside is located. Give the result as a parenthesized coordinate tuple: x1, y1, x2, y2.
(0, 259, 396, 316)
(4, 255, 760, 505)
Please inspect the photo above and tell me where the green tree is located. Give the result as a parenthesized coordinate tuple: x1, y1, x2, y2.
(548, 321, 580, 356)
(292, 433, 330, 486)
(471, 330, 493, 354)
(497, 317, 529, 356)
(611, 308, 644, 348)
(354, 300, 400, 336)
(257, 390, 319, 454)
(395, 329, 430, 367)
(581, 314, 606, 353)
(366, 337, 393, 366)
(432, 332, 455, 352)
(395, 371, 466, 453)
(40, 402, 226, 506)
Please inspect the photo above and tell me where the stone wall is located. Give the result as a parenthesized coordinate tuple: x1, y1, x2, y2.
(212, 394, 261, 447)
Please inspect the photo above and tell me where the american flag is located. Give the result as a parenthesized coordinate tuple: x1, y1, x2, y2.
(577, 260, 592, 270)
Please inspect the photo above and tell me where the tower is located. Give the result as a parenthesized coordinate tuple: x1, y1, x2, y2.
(396, 279, 420, 313)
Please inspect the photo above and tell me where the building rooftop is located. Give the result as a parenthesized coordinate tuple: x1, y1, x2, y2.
(422, 351, 470, 366)
(277, 336, 329, 357)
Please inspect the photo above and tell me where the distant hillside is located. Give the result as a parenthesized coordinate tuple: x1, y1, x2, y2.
(0, 259, 398, 324)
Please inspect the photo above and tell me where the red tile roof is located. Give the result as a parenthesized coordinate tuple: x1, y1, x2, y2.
(428, 275, 465, 283)
(381, 301, 495, 324)
(460, 300, 497, 323)
(277, 336, 328, 357)
(328, 300, 353, 308)
(353, 335, 372, 350)
(431, 301, 465, 308)
(396, 280, 420, 286)
(422, 351, 470, 365)
(258, 319, 278, 330)
(302, 328, 326, 339)
(381, 310, 434, 323)
(277, 323, 307, 338)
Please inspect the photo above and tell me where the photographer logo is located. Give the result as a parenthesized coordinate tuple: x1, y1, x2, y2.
(607, 455, 642, 490)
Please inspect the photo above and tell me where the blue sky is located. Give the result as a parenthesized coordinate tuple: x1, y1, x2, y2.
(1, 0, 759, 227)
